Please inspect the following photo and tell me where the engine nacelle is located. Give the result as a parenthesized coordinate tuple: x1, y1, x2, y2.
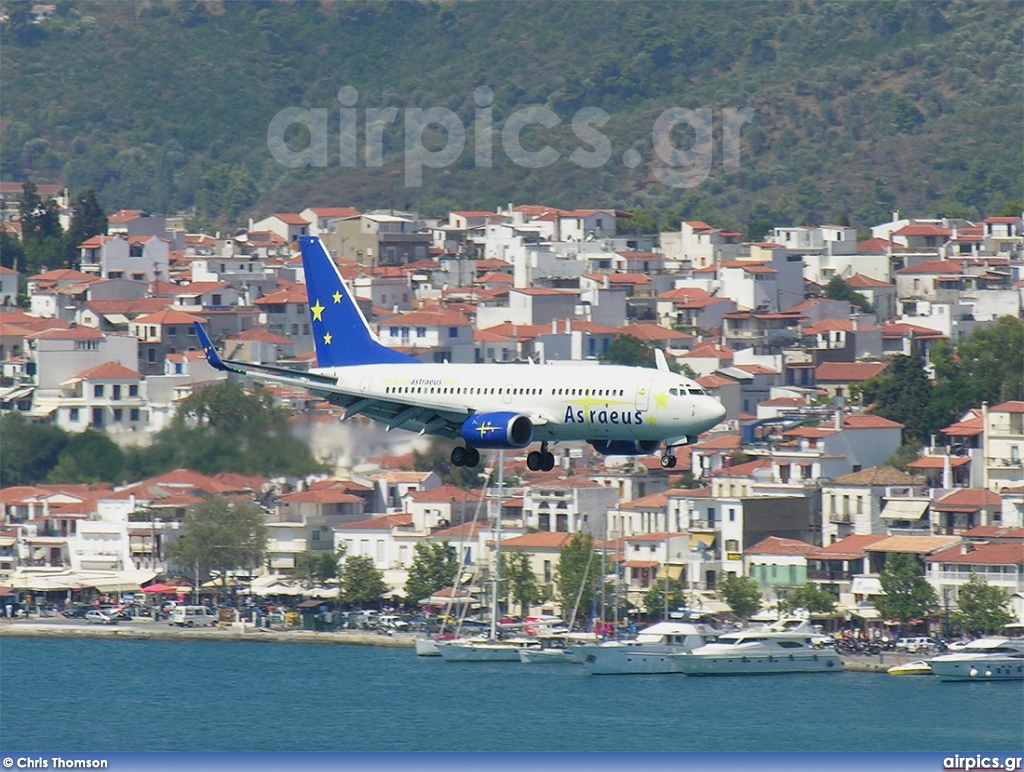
(461, 412, 534, 449)
(588, 439, 661, 456)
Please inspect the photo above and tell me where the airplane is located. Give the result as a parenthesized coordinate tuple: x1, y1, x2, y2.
(194, 236, 727, 472)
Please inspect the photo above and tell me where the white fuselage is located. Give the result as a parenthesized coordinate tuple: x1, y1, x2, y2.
(311, 362, 727, 444)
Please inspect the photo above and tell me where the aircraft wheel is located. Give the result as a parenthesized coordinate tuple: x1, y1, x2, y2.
(541, 452, 555, 472)
(451, 446, 468, 467)
(526, 451, 544, 471)
(465, 447, 480, 468)
(660, 454, 677, 469)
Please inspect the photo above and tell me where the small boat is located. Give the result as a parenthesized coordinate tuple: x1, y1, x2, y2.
(887, 660, 933, 676)
(927, 637, 1024, 682)
(519, 631, 598, 664)
(437, 636, 541, 662)
(671, 619, 843, 676)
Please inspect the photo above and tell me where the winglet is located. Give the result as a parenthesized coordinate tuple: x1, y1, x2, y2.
(654, 348, 670, 372)
(194, 322, 229, 372)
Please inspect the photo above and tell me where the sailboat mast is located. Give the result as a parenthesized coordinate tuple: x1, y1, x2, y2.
(490, 450, 504, 642)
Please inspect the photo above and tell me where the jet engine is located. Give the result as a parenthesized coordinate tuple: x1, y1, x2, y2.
(461, 412, 534, 449)
(588, 439, 661, 456)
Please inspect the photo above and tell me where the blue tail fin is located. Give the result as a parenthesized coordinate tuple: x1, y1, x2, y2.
(194, 322, 229, 371)
(299, 236, 420, 368)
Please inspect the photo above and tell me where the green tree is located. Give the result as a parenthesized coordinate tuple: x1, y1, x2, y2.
(823, 275, 871, 313)
(404, 541, 459, 604)
(874, 553, 937, 627)
(950, 573, 1014, 636)
(0, 413, 68, 485)
(855, 353, 932, 443)
(46, 429, 126, 484)
(616, 209, 658, 234)
(719, 573, 762, 620)
(500, 549, 541, 617)
(64, 188, 108, 268)
(781, 583, 837, 616)
(642, 576, 688, 618)
(171, 497, 267, 591)
(342, 554, 388, 606)
(0, 230, 26, 272)
(293, 549, 343, 587)
(555, 533, 597, 626)
(126, 382, 326, 478)
(602, 334, 654, 368)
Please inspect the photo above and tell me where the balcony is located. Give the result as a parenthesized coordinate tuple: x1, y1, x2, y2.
(807, 569, 852, 581)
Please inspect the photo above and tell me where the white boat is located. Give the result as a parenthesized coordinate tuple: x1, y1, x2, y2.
(671, 619, 843, 676)
(887, 660, 933, 676)
(927, 637, 1024, 682)
(519, 632, 598, 664)
(575, 616, 719, 675)
(437, 636, 540, 662)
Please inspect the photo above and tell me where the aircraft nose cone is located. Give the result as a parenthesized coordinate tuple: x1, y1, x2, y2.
(702, 397, 727, 428)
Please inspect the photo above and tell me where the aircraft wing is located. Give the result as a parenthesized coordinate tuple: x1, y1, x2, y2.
(193, 322, 469, 438)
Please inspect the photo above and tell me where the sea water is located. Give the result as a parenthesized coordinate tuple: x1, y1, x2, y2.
(1, 638, 1021, 753)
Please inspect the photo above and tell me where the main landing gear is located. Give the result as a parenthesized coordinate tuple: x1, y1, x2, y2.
(660, 451, 678, 469)
(450, 445, 481, 468)
(527, 443, 556, 472)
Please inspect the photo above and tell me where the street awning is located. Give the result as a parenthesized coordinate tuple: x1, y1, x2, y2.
(851, 577, 883, 596)
(658, 566, 684, 580)
(690, 534, 715, 549)
(624, 560, 659, 569)
(847, 607, 881, 620)
(880, 499, 929, 520)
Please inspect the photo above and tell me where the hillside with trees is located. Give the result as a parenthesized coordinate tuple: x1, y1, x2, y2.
(2, 0, 1021, 234)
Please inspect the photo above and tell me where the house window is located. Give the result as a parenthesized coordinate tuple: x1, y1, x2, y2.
(390, 327, 398, 337)
(94, 384, 105, 398)
(449, 327, 458, 338)
(91, 408, 103, 427)
(543, 560, 552, 584)
(131, 273, 145, 281)
(167, 326, 177, 336)
(113, 408, 123, 422)
(725, 539, 738, 552)
(148, 348, 156, 363)
(129, 385, 138, 397)
(129, 244, 143, 258)
(707, 507, 715, 523)
(291, 324, 299, 335)
(729, 508, 736, 522)
(212, 294, 222, 305)
(416, 327, 426, 338)
(69, 408, 79, 422)
(112, 385, 121, 400)
(130, 408, 140, 422)
(312, 530, 321, 542)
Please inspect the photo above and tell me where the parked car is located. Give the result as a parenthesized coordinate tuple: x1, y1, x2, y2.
(170, 605, 217, 627)
(895, 636, 938, 653)
(84, 610, 118, 625)
(63, 604, 91, 619)
(377, 614, 410, 632)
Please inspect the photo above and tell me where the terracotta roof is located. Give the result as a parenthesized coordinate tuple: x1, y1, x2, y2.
(277, 489, 364, 504)
(225, 328, 294, 345)
(431, 522, 487, 539)
(960, 526, 1024, 540)
(862, 535, 961, 554)
(806, 534, 890, 560)
(268, 213, 309, 226)
(712, 458, 771, 477)
(931, 488, 1002, 512)
(857, 238, 896, 253)
(814, 362, 888, 382)
(745, 536, 818, 556)
(841, 415, 904, 430)
(991, 401, 1024, 414)
(498, 532, 574, 549)
(830, 466, 917, 486)
(306, 207, 360, 218)
(895, 260, 962, 275)
(404, 484, 485, 504)
(620, 491, 669, 511)
(72, 362, 141, 381)
(941, 411, 984, 437)
(845, 274, 893, 289)
(892, 225, 950, 238)
(923, 543, 1024, 566)
(906, 455, 971, 469)
(26, 326, 104, 341)
(254, 286, 308, 305)
(335, 514, 412, 530)
(28, 268, 97, 283)
(133, 308, 206, 325)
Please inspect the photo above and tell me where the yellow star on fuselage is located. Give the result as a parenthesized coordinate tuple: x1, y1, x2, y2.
(311, 300, 325, 321)
(332, 291, 342, 304)
(323, 332, 332, 345)
(653, 392, 669, 410)
(647, 415, 657, 425)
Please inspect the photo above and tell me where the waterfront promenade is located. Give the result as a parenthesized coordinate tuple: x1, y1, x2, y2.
(0, 618, 913, 670)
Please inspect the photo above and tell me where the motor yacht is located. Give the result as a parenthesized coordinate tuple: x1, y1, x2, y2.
(927, 637, 1024, 682)
(671, 619, 843, 676)
(574, 615, 719, 675)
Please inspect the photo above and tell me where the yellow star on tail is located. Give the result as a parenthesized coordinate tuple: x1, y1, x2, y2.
(311, 300, 325, 321)
(332, 291, 342, 304)
(323, 332, 332, 345)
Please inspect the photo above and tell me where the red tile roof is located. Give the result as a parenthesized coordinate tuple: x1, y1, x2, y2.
(814, 362, 888, 382)
(806, 534, 890, 560)
(745, 536, 818, 556)
(895, 260, 962, 275)
(335, 514, 412, 530)
(932, 488, 1002, 512)
(72, 362, 141, 381)
(841, 415, 904, 429)
(133, 308, 206, 325)
(498, 532, 574, 549)
(845, 274, 893, 289)
(923, 543, 1024, 566)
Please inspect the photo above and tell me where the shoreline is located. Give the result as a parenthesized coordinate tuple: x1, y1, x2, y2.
(0, 622, 902, 670)
(0, 620, 415, 647)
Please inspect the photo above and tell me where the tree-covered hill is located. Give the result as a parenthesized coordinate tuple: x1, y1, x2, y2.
(2, 0, 1020, 233)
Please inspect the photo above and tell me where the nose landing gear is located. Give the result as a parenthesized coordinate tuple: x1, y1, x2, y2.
(527, 443, 556, 472)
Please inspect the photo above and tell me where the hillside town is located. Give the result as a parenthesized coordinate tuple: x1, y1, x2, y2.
(1, 183, 1022, 627)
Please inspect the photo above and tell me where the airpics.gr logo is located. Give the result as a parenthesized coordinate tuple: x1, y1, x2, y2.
(943, 755, 1023, 771)
(267, 86, 754, 188)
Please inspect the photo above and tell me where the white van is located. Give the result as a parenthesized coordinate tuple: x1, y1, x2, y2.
(170, 605, 217, 627)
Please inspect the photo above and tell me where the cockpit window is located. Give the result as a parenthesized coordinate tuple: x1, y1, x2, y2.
(669, 388, 679, 396)
(688, 388, 705, 395)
